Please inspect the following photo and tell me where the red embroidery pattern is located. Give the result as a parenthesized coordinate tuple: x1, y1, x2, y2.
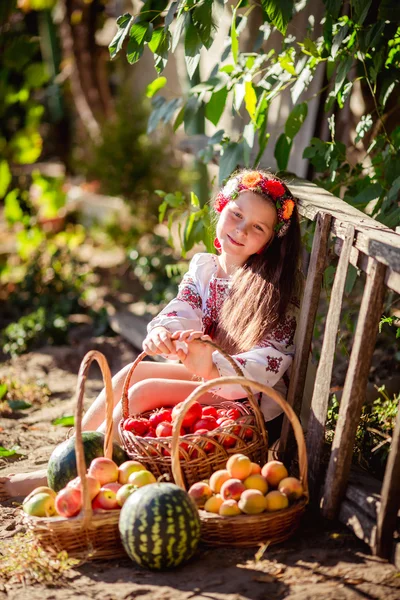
(266, 355, 283, 374)
(164, 311, 178, 317)
(177, 277, 202, 311)
(271, 315, 296, 347)
(235, 357, 247, 368)
(202, 278, 230, 336)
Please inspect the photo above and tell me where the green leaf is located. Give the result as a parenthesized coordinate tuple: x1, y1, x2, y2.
(345, 264, 358, 296)
(109, 13, 134, 59)
(10, 129, 42, 164)
(261, 0, 294, 35)
(355, 114, 373, 144)
(323, 0, 342, 19)
(205, 87, 228, 126)
(233, 79, 246, 112)
(25, 63, 50, 88)
(352, 0, 372, 25)
(184, 22, 202, 79)
(165, 0, 178, 28)
(285, 102, 308, 139)
(334, 54, 353, 96)
(130, 21, 153, 46)
(7, 399, 32, 410)
(146, 76, 167, 98)
(274, 134, 292, 170)
(0, 383, 7, 400)
(0, 160, 11, 199)
(331, 24, 349, 58)
(126, 38, 144, 64)
(0, 446, 18, 457)
(291, 64, 312, 104)
(231, 8, 238, 64)
(52, 416, 75, 427)
(173, 105, 185, 131)
(193, 0, 215, 50)
(172, 13, 188, 53)
(244, 81, 257, 122)
(149, 28, 170, 74)
(219, 142, 243, 185)
(4, 189, 23, 224)
(378, 0, 400, 21)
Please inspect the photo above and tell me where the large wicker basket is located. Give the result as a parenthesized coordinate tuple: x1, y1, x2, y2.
(118, 341, 268, 488)
(171, 376, 309, 547)
(23, 351, 127, 560)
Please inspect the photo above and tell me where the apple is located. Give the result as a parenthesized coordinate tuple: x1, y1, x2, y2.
(55, 487, 82, 517)
(156, 421, 173, 437)
(102, 482, 122, 493)
(67, 475, 101, 500)
(172, 401, 202, 429)
(23, 492, 58, 517)
(92, 487, 119, 510)
(118, 460, 146, 484)
(88, 457, 119, 486)
(194, 428, 215, 452)
(128, 470, 156, 487)
(226, 408, 241, 420)
(116, 483, 137, 507)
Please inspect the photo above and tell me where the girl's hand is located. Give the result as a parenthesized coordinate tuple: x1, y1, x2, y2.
(171, 330, 219, 380)
(143, 327, 176, 356)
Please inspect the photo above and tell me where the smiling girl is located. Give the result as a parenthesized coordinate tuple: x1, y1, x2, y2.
(1, 169, 302, 500)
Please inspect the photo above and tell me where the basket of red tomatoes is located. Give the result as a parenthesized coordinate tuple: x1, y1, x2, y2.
(118, 341, 268, 488)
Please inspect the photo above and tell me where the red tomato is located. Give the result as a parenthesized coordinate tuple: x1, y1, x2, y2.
(145, 428, 156, 438)
(149, 408, 172, 428)
(156, 421, 173, 437)
(123, 417, 150, 436)
(216, 417, 230, 426)
(226, 407, 241, 420)
(244, 427, 253, 440)
(221, 418, 241, 435)
(194, 428, 215, 452)
(201, 406, 218, 418)
(221, 433, 236, 448)
(217, 408, 227, 417)
(193, 416, 218, 432)
(172, 401, 202, 428)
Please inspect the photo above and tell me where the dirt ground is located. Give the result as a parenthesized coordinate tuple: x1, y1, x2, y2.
(1, 338, 399, 600)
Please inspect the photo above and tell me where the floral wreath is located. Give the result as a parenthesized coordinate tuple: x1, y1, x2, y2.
(214, 171, 296, 238)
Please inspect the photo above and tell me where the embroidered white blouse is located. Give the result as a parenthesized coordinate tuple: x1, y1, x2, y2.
(147, 253, 299, 421)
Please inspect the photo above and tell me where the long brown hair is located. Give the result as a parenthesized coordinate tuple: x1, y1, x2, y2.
(212, 171, 302, 355)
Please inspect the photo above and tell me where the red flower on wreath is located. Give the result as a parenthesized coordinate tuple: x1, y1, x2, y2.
(264, 179, 286, 199)
(214, 193, 229, 213)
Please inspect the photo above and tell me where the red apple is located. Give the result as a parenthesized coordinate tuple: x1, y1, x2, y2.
(92, 487, 119, 510)
(149, 408, 172, 428)
(67, 475, 101, 501)
(172, 401, 202, 428)
(55, 487, 82, 517)
(193, 416, 218, 432)
(201, 406, 218, 418)
(216, 417, 229, 426)
(88, 457, 119, 486)
(156, 421, 173, 437)
(102, 482, 122, 493)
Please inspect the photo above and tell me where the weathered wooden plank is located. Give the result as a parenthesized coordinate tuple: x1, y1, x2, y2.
(374, 395, 400, 559)
(346, 467, 383, 521)
(339, 498, 377, 547)
(321, 259, 387, 520)
(278, 212, 332, 457)
(307, 224, 355, 498)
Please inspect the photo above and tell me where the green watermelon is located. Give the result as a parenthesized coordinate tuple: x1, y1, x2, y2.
(47, 431, 128, 491)
(119, 483, 201, 570)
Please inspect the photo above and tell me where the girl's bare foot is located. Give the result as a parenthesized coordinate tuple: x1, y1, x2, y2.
(0, 470, 48, 502)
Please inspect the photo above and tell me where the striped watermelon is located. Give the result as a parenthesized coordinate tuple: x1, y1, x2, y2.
(119, 483, 201, 569)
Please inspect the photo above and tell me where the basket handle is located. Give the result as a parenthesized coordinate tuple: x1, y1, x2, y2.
(74, 350, 114, 525)
(119, 338, 258, 420)
(171, 376, 309, 500)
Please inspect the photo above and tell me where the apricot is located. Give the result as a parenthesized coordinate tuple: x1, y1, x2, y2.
(128, 470, 156, 487)
(203, 494, 224, 514)
(220, 478, 246, 501)
(278, 477, 304, 501)
(219, 499, 241, 516)
(226, 453, 252, 480)
(261, 460, 288, 488)
(188, 481, 213, 508)
(209, 469, 230, 493)
(238, 489, 268, 514)
(265, 490, 289, 512)
(243, 473, 268, 494)
(250, 462, 262, 475)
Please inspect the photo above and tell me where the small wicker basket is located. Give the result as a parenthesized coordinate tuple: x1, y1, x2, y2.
(118, 340, 268, 488)
(23, 350, 127, 560)
(170, 376, 309, 547)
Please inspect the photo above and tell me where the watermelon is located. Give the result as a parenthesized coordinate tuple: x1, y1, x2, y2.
(119, 483, 201, 570)
(47, 431, 128, 491)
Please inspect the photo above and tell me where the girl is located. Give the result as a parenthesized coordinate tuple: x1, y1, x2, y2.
(1, 169, 301, 499)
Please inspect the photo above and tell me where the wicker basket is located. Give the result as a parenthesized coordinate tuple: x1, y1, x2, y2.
(118, 340, 268, 488)
(170, 376, 309, 547)
(23, 350, 127, 560)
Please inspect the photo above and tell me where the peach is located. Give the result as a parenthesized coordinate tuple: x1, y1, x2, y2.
(238, 489, 268, 514)
(92, 487, 119, 510)
(188, 481, 213, 508)
(219, 499, 241, 516)
(127, 470, 156, 487)
(118, 460, 146, 484)
(250, 462, 262, 475)
(243, 474, 268, 494)
(220, 478, 246, 501)
(23, 492, 57, 517)
(261, 461, 288, 488)
(203, 494, 224, 514)
(226, 454, 252, 480)
(209, 469, 230, 493)
(88, 457, 119, 486)
(67, 475, 101, 501)
(265, 490, 289, 512)
(116, 483, 137, 507)
(278, 477, 304, 501)
(55, 487, 82, 517)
